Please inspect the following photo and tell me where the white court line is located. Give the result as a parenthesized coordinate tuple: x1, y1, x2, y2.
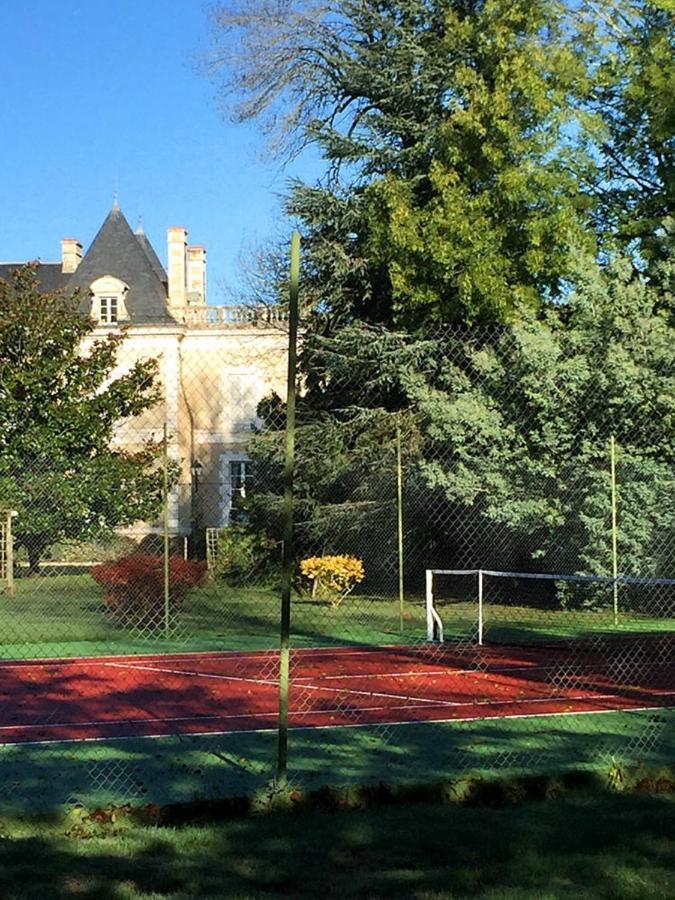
(2, 691, 672, 737)
(2, 703, 672, 747)
(104, 660, 279, 688)
(105, 661, 459, 707)
(111, 658, 638, 704)
(5, 653, 668, 716)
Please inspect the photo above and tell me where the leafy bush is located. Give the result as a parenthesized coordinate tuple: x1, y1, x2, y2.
(300, 555, 365, 607)
(91, 554, 207, 630)
(212, 526, 278, 585)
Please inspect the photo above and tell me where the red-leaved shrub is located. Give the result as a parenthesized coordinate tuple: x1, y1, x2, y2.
(91, 554, 207, 630)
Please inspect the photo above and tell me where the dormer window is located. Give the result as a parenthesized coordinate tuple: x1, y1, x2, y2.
(99, 296, 118, 325)
(90, 276, 128, 326)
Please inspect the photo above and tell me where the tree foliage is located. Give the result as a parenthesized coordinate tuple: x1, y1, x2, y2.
(411, 254, 675, 584)
(247, 254, 675, 599)
(0, 267, 165, 571)
(588, 0, 674, 263)
(211, 1, 674, 318)
(210, 0, 597, 325)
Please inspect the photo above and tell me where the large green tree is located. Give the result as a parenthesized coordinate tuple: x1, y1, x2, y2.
(210, 0, 596, 325)
(0, 267, 164, 572)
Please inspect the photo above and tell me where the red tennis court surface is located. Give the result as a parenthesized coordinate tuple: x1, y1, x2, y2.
(0, 643, 672, 745)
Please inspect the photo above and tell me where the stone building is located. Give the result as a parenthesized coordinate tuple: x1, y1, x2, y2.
(0, 202, 288, 539)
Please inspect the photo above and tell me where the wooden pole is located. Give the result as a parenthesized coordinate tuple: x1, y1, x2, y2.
(6, 511, 14, 595)
(277, 231, 300, 785)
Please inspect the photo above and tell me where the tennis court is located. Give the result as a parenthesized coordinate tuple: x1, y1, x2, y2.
(1, 639, 672, 747)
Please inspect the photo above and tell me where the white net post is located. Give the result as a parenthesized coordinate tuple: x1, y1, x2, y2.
(425, 569, 433, 640)
(425, 569, 444, 642)
(477, 568, 484, 646)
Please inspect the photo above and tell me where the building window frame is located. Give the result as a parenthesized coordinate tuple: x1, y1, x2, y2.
(89, 275, 129, 326)
(219, 452, 250, 525)
(99, 295, 119, 325)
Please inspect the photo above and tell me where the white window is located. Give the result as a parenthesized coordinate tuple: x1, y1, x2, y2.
(219, 453, 250, 524)
(90, 276, 128, 326)
(99, 296, 118, 325)
(230, 460, 248, 502)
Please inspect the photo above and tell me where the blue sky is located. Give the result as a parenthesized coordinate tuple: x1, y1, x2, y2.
(0, 1, 318, 301)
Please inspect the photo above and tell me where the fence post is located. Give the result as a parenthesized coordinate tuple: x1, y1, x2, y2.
(4, 510, 15, 594)
(277, 231, 300, 785)
(610, 435, 619, 626)
(163, 423, 170, 638)
(396, 422, 405, 633)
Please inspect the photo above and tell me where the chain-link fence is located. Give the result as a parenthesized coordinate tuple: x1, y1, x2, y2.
(0, 303, 673, 812)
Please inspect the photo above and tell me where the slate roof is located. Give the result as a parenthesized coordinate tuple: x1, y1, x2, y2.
(0, 262, 71, 292)
(69, 206, 171, 322)
(134, 223, 168, 287)
(1, 205, 174, 323)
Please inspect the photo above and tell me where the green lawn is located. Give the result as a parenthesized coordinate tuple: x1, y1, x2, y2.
(2, 708, 673, 813)
(0, 790, 673, 899)
(0, 573, 672, 659)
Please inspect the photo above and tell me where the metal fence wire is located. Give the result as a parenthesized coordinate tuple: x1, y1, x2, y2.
(0, 313, 672, 812)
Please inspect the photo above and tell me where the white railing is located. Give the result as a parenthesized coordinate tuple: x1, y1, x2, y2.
(175, 305, 289, 327)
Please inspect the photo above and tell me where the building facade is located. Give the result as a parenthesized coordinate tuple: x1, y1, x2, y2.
(0, 203, 289, 538)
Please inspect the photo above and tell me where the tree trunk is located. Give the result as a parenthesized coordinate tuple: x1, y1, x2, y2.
(20, 534, 49, 576)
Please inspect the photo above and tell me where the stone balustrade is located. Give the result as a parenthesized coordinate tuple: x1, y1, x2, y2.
(175, 304, 289, 327)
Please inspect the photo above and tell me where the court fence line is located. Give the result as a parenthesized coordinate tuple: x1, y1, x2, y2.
(0, 300, 673, 809)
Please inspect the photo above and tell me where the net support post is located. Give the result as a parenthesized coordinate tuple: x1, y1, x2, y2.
(477, 569, 484, 646)
(425, 570, 444, 642)
(425, 569, 434, 641)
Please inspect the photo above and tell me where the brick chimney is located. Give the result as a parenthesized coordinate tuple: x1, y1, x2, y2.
(167, 226, 187, 308)
(186, 245, 206, 305)
(61, 238, 82, 273)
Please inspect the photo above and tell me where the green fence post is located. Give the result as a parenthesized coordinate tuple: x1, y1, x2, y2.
(610, 434, 619, 627)
(396, 422, 405, 634)
(163, 422, 170, 638)
(277, 231, 300, 785)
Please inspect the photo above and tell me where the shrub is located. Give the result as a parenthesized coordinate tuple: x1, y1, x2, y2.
(212, 526, 278, 585)
(91, 554, 207, 630)
(300, 555, 365, 607)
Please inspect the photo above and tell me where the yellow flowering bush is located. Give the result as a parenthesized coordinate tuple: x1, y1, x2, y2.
(300, 554, 365, 607)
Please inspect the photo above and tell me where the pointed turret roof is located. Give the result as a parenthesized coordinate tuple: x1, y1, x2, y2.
(134, 220, 168, 286)
(69, 204, 170, 321)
